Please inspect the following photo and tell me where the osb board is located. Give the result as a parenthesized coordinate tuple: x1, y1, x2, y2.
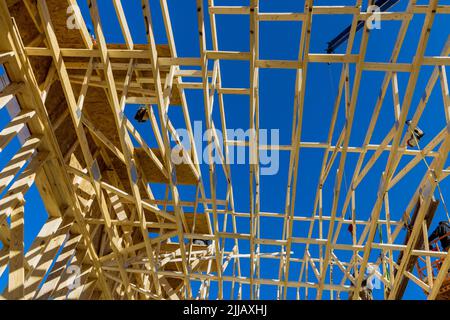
(135, 148, 198, 185)
(54, 117, 78, 157)
(8, 2, 51, 84)
(106, 148, 133, 195)
(144, 212, 210, 235)
(184, 213, 211, 235)
(436, 278, 450, 300)
(44, 77, 123, 177)
(46, 0, 86, 49)
(8, 0, 90, 168)
(159, 242, 216, 273)
(8, 0, 85, 47)
(83, 85, 121, 147)
(46, 81, 70, 123)
(8, 1, 40, 46)
(160, 243, 217, 272)
(159, 242, 207, 255)
(45, 79, 121, 162)
(29, 56, 52, 86)
(45, 81, 78, 157)
(163, 261, 217, 273)
(45, 82, 98, 169)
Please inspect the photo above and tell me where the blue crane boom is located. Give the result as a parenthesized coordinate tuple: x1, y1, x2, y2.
(326, 0, 399, 54)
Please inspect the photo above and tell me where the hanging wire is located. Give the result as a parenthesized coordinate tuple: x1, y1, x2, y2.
(407, 123, 450, 223)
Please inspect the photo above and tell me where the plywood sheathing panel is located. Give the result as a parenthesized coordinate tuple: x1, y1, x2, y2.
(8, 2, 40, 45)
(106, 148, 133, 195)
(159, 242, 216, 273)
(29, 57, 52, 86)
(135, 148, 198, 185)
(46, 0, 86, 49)
(184, 213, 211, 235)
(437, 279, 450, 300)
(84, 85, 121, 146)
(144, 212, 210, 235)
(44, 81, 97, 168)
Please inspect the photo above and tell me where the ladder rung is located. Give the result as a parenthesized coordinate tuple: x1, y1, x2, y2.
(0, 93, 14, 111)
(0, 51, 14, 65)
(0, 81, 24, 98)
(0, 110, 36, 152)
(0, 135, 41, 195)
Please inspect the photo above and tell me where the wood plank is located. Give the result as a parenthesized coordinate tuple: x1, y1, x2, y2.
(8, 205, 25, 299)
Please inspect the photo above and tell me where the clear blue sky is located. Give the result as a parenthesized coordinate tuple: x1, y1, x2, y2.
(1, 0, 449, 300)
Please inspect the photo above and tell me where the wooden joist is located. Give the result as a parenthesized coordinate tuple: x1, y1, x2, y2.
(0, 111, 36, 152)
